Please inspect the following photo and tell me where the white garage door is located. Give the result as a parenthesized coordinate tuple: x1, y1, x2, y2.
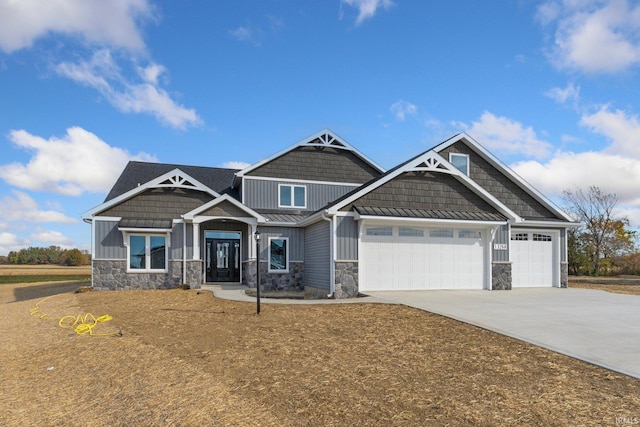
(360, 225, 485, 291)
(511, 231, 555, 287)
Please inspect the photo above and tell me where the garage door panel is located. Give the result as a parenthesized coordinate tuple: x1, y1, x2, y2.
(361, 226, 485, 291)
(511, 231, 554, 287)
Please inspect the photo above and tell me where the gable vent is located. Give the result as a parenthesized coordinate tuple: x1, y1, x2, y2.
(411, 157, 448, 172)
(155, 174, 197, 189)
(306, 132, 347, 149)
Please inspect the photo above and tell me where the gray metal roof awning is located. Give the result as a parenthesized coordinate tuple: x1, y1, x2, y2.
(353, 205, 507, 222)
(118, 218, 173, 230)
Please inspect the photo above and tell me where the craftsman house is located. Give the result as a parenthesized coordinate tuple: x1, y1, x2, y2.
(82, 129, 575, 297)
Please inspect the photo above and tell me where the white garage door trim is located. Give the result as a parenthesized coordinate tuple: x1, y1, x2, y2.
(510, 229, 559, 288)
(359, 223, 488, 291)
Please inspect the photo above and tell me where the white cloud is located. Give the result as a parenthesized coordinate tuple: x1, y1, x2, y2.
(0, 191, 77, 223)
(0, 232, 30, 256)
(56, 50, 201, 129)
(0, 0, 155, 53)
(545, 82, 581, 105)
(390, 100, 418, 121)
(0, 127, 156, 195)
(539, 0, 640, 73)
(230, 26, 260, 46)
(221, 161, 251, 170)
(459, 111, 553, 159)
(580, 105, 640, 157)
(341, 0, 394, 25)
(31, 228, 74, 248)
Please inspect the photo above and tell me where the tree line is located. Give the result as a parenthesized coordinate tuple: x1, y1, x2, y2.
(563, 186, 638, 276)
(2, 246, 91, 266)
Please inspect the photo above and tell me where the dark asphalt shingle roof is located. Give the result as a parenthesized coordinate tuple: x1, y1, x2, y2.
(105, 161, 239, 202)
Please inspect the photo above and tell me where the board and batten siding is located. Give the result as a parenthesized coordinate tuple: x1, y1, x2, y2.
(492, 224, 510, 262)
(95, 219, 125, 259)
(244, 178, 359, 211)
(304, 220, 331, 289)
(256, 226, 304, 261)
(336, 216, 358, 260)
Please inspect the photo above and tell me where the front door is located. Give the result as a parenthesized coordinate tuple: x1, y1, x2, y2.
(205, 238, 240, 282)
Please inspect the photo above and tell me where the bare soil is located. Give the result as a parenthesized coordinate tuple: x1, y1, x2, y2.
(1, 281, 639, 426)
(569, 276, 640, 296)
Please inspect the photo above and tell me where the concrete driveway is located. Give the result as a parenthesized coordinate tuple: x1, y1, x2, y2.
(365, 288, 640, 379)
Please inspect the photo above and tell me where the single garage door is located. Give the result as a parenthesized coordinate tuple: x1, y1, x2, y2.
(510, 231, 555, 287)
(360, 225, 485, 291)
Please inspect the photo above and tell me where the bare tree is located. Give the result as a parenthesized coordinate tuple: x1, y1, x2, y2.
(562, 186, 632, 275)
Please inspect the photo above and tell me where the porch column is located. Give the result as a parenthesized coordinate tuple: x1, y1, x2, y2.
(193, 222, 200, 260)
(250, 223, 257, 258)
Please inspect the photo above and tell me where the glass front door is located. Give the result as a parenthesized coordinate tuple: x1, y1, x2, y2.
(206, 238, 240, 282)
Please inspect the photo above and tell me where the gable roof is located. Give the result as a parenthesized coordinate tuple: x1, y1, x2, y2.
(233, 129, 385, 186)
(83, 166, 232, 219)
(105, 161, 239, 202)
(432, 133, 574, 222)
(324, 149, 520, 221)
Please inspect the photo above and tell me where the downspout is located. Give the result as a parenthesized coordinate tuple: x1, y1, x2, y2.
(321, 211, 335, 298)
(181, 216, 187, 285)
(83, 217, 94, 288)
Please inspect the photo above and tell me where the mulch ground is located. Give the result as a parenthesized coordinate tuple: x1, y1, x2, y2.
(1, 281, 639, 426)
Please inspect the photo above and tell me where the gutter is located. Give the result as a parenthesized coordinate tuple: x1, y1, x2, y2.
(321, 211, 335, 298)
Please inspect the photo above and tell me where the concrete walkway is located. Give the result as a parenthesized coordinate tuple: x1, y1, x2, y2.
(204, 284, 640, 379)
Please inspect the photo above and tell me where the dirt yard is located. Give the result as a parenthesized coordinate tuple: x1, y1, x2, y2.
(1, 282, 639, 426)
(569, 276, 640, 296)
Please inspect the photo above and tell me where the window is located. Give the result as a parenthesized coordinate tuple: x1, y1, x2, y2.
(449, 153, 469, 175)
(128, 234, 167, 271)
(430, 228, 454, 238)
(459, 229, 481, 239)
(366, 226, 393, 236)
(533, 233, 552, 242)
(268, 237, 289, 273)
(511, 233, 528, 241)
(279, 184, 306, 208)
(399, 227, 424, 237)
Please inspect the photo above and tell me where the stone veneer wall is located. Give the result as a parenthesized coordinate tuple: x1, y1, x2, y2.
(242, 260, 304, 291)
(491, 262, 512, 290)
(92, 259, 201, 290)
(334, 261, 358, 298)
(560, 262, 568, 288)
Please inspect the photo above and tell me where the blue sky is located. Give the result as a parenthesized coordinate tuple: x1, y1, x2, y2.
(1, 0, 640, 256)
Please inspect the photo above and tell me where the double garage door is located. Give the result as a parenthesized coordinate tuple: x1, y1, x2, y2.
(360, 225, 485, 291)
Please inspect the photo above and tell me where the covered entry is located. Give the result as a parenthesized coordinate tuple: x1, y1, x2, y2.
(360, 224, 486, 291)
(205, 231, 241, 282)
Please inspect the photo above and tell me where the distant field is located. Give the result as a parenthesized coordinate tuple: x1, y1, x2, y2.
(0, 265, 91, 284)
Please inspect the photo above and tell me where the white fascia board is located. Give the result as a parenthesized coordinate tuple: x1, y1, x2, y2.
(182, 193, 267, 223)
(513, 220, 582, 228)
(118, 227, 173, 233)
(433, 132, 574, 223)
(354, 213, 506, 227)
(82, 168, 220, 219)
(233, 128, 385, 183)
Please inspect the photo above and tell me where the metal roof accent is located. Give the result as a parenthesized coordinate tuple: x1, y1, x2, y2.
(353, 206, 507, 222)
(117, 218, 173, 230)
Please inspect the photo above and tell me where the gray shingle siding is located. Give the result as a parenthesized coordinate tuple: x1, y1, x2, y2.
(199, 200, 250, 218)
(244, 179, 360, 212)
(246, 146, 381, 183)
(304, 220, 330, 289)
(440, 142, 563, 220)
(336, 216, 358, 260)
(342, 171, 502, 215)
(98, 188, 213, 219)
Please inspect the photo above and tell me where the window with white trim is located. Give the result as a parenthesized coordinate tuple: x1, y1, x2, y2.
(430, 228, 454, 238)
(279, 184, 306, 208)
(511, 233, 528, 241)
(366, 226, 393, 236)
(449, 153, 470, 175)
(533, 233, 552, 242)
(128, 234, 167, 271)
(399, 227, 424, 237)
(268, 237, 289, 273)
(459, 229, 481, 239)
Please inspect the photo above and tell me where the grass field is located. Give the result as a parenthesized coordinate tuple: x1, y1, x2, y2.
(0, 265, 91, 285)
(1, 279, 639, 426)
